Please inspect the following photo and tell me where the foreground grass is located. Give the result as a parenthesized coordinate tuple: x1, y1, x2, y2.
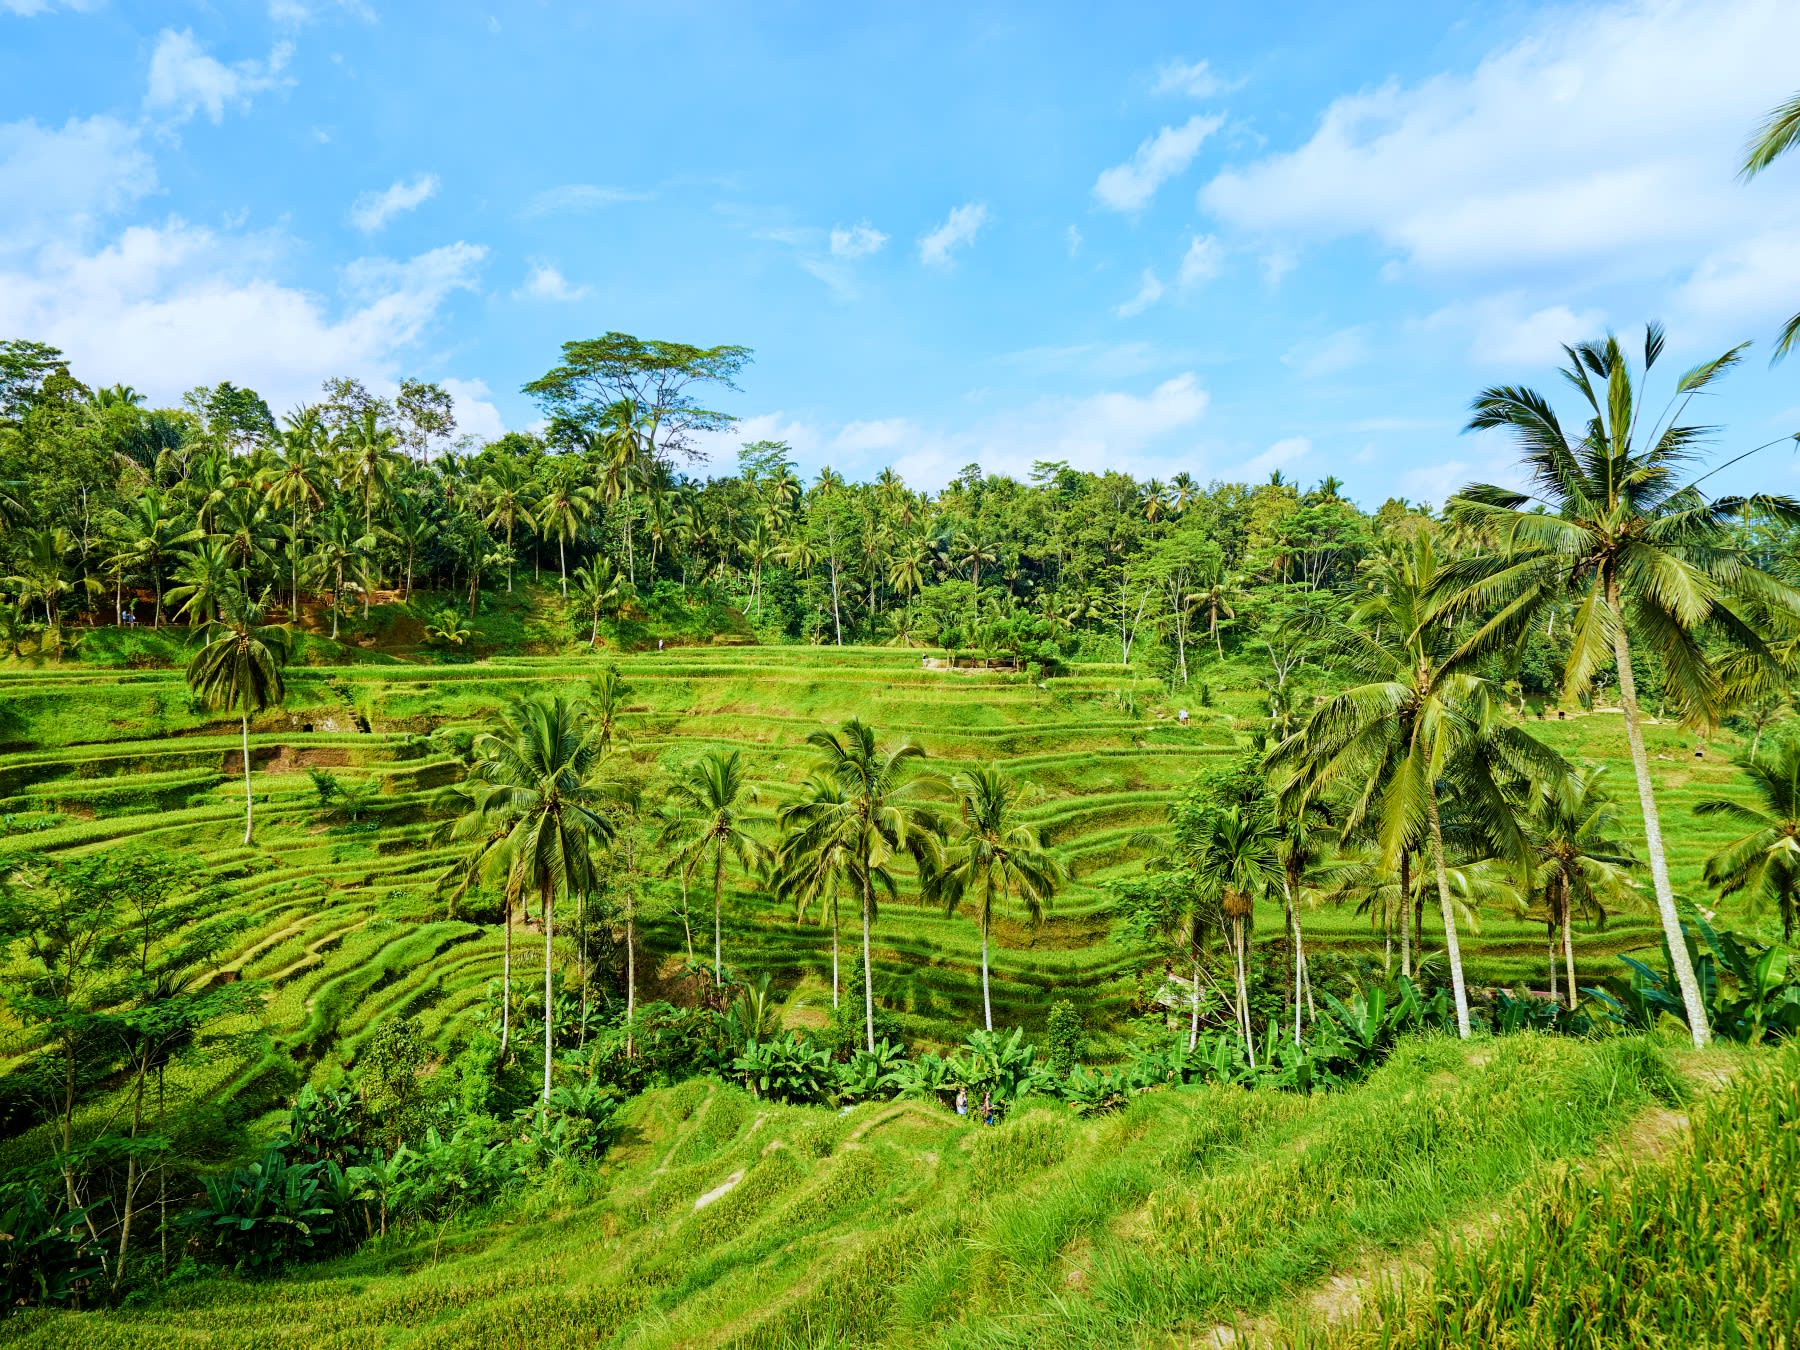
(1292, 1042, 1798, 1350)
(8, 1033, 1694, 1349)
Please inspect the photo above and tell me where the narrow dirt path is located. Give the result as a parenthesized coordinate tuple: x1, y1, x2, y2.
(1204, 1055, 1739, 1348)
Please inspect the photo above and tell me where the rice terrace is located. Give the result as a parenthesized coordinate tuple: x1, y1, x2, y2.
(4, 5, 1800, 1348)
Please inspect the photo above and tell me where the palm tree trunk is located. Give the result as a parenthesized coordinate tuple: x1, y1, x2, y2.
(861, 874, 876, 1053)
(1399, 849, 1413, 979)
(625, 835, 637, 1058)
(1285, 880, 1306, 1046)
(559, 537, 568, 597)
(679, 866, 694, 964)
(542, 885, 554, 1106)
(830, 560, 843, 645)
(1188, 948, 1201, 1052)
(240, 710, 254, 846)
(1607, 603, 1711, 1047)
(980, 904, 993, 1032)
(713, 848, 724, 986)
(500, 899, 511, 1060)
(831, 905, 840, 1009)
(1548, 927, 1559, 1003)
(1561, 903, 1578, 1013)
(1236, 920, 1256, 1068)
(1424, 785, 1472, 1039)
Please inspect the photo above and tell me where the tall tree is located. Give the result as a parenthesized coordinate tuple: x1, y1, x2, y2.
(185, 588, 290, 845)
(665, 750, 762, 987)
(1520, 764, 1637, 1009)
(1446, 325, 1800, 1046)
(1697, 735, 1800, 943)
(928, 763, 1065, 1033)
(1271, 532, 1552, 1038)
(794, 720, 943, 1049)
(455, 695, 613, 1102)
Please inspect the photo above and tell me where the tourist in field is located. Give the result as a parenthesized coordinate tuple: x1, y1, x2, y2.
(955, 1086, 968, 1117)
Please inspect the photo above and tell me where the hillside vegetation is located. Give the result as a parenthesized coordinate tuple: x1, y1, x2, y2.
(7, 1033, 1752, 1350)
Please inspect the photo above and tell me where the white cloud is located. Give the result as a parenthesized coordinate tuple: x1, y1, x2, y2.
(0, 223, 487, 414)
(1093, 114, 1223, 212)
(1260, 248, 1296, 287)
(516, 261, 589, 302)
(1153, 59, 1233, 98)
(829, 221, 887, 258)
(694, 374, 1214, 488)
(442, 376, 505, 442)
(0, 116, 155, 251)
(1282, 327, 1369, 378)
(143, 30, 292, 126)
(1240, 435, 1311, 479)
(5, 0, 97, 12)
(1201, 0, 1800, 288)
(350, 173, 439, 232)
(1115, 269, 1165, 318)
(1673, 228, 1800, 336)
(521, 183, 653, 216)
(1417, 295, 1606, 366)
(918, 202, 987, 267)
(1178, 234, 1224, 287)
(1066, 224, 1083, 257)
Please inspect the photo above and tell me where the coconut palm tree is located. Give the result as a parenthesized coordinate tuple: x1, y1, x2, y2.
(536, 462, 598, 597)
(1520, 764, 1637, 1009)
(665, 749, 762, 987)
(586, 665, 630, 755)
(310, 506, 374, 640)
(479, 460, 537, 594)
(599, 771, 647, 1056)
(1189, 804, 1280, 1061)
(1697, 736, 1800, 943)
(887, 535, 932, 606)
(774, 773, 856, 1011)
(104, 491, 201, 628)
(338, 406, 404, 543)
(268, 411, 332, 616)
(571, 559, 623, 647)
(596, 399, 645, 581)
(794, 720, 943, 1049)
(1270, 531, 1554, 1038)
(164, 539, 235, 629)
(927, 763, 1065, 1033)
(1741, 92, 1800, 357)
(457, 695, 613, 1102)
(1444, 325, 1800, 1046)
(185, 587, 290, 846)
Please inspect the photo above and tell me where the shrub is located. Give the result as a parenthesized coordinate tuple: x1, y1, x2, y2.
(1046, 1000, 1084, 1075)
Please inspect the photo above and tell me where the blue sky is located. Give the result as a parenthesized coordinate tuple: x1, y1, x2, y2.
(5, 0, 1800, 505)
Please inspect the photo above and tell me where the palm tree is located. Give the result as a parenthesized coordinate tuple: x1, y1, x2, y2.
(743, 520, 777, 615)
(456, 695, 613, 1102)
(774, 773, 856, 1011)
(665, 750, 762, 987)
(586, 665, 630, 755)
(1697, 736, 1800, 943)
(1445, 325, 1800, 1046)
(794, 720, 943, 1049)
(1190, 805, 1281, 1061)
(1740, 92, 1800, 357)
(5, 528, 79, 636)
(928, 763, 1065, 1033)
(599, 772, 647, 1056)
(104, 490, 201, 628)
(1270, 532, 1551, 1038)
(479, 461, 537, 593)
(596, 399, 645, 582)
(268, 411, 332, 616)
(311, 507, 373, 640)
(1192, 561, 1240, 659)
(185, 588, 290, 846)
(164, 539, 235, 628)
(536, 463, 598, 596)
(1521, 764, 1637, 1009)
(571, 559, 623, 647)
(338, 406, 404, 542)
(887, 535, 932, 606)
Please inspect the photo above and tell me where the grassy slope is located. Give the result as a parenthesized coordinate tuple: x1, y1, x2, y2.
(6, 1033, 1708, 1349)
(0, 640, 1772, 1172)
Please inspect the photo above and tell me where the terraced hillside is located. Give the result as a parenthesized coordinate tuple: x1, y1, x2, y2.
(0, 645, 1761, 1142)
(3, 1033, 1731, 1349)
